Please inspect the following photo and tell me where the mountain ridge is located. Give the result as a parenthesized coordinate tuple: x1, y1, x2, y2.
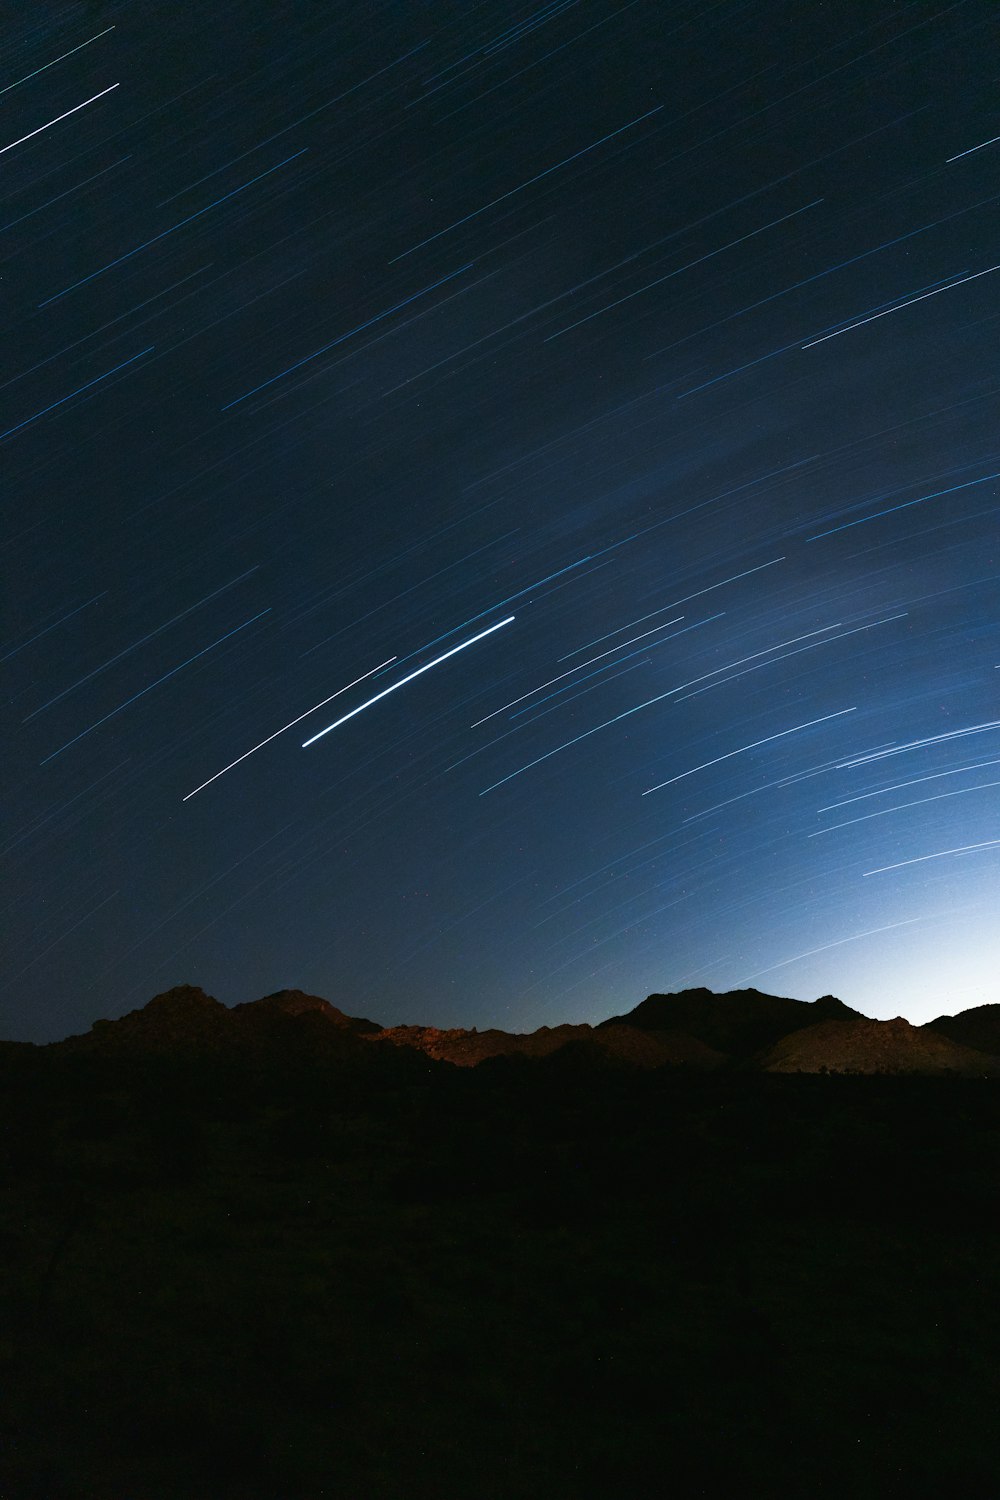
(27, 983, 1000, 1075)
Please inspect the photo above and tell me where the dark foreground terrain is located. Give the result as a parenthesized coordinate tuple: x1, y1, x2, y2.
(2, 1031, 999, 1500)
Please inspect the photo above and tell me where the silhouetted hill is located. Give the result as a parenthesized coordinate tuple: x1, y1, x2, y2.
(597, 986, 862, 1058)
(54, 984, 405, 1074)
(235, 988, 382, 1033)
(925, 1003, 1000, 1057)
(758, 1015, 1000, 1075)
(55, 984, 234, 1056)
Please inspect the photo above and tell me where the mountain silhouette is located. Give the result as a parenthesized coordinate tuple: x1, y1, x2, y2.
(56, 984, 391, 1070)
(37, 982, 999, 1076)
(56, 984, 234, 1055)
(233, 988, 382, 1033)
(924, 1002, 1000, 1057)
(596, 985, 862, 1059)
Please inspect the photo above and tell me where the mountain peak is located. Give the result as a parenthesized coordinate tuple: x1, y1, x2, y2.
(235, 989, 382, 1033)
(58, 983, 231, 1055)
(595, 986, 864, 1059)
(144, 984, 224, 1011)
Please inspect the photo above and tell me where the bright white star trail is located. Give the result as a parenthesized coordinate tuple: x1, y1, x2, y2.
(303, 617, 516, 747)
(0, 81, 118, 157)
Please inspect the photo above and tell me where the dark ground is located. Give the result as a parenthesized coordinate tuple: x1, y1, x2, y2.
(2, 1046, 998, 1498)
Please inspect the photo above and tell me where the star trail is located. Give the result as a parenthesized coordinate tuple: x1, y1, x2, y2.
(2, 1, 997, 1042)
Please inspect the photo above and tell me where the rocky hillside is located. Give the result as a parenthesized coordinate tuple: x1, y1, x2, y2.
(759, 1015, 999, 1076)
(597, 986, 863, 1058)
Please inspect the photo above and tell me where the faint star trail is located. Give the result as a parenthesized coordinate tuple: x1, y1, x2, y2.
(642, 708, 858, 795)
(184, 657, 397, 799)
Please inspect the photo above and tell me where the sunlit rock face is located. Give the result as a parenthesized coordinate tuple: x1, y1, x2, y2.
(364, 1022, 594, 1066)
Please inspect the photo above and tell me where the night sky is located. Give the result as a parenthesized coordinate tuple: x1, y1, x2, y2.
(3, 1, 998, 1043)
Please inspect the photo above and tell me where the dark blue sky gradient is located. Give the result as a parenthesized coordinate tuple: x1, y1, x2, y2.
(2, 0, 998, 1042)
